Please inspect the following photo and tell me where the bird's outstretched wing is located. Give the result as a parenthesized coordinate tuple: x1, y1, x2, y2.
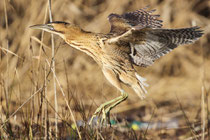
(128, 27, 203, 67)
(107, 7, 203, 67)
(108, 6, 162, 35)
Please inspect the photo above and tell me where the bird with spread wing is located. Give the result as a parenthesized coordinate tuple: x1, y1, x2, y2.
(30, 7, 203, 124)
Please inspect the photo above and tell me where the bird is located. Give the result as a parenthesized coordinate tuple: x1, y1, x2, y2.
(30, 7, 203, 124)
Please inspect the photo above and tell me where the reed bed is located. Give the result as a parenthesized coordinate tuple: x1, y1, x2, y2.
(0, 0, 210, 139)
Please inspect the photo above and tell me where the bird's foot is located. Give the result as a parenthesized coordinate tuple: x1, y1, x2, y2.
(89, 105, 111, 126)
(89, 91, 128, 126)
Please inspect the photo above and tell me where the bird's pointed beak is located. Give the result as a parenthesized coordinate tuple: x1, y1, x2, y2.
(29, 24, 54, 32)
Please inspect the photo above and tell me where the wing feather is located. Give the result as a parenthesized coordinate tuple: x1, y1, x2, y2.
(108, 7, 162, 35)
(130, 27, 203, 67)
(121, 8, 163, 29)
(106, 7, 203, 67)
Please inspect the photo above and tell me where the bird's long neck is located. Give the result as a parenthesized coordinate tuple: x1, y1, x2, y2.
(63, 28, 103, 65)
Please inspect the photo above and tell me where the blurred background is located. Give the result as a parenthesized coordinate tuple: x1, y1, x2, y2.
(0, 0, 210, 139)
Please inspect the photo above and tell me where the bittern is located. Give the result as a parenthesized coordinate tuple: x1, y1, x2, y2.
(30, 7, 203, 124)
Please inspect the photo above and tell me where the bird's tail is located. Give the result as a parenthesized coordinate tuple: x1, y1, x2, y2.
(131, 73, 149, 99)
(151, 26, 203, 45)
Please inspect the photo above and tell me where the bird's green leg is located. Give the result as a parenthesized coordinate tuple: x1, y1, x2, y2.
(89, 90, 128, 125)
(89, 95, 123, 125)
(101, 91, 128, 125)
(104, 91, 128, 116)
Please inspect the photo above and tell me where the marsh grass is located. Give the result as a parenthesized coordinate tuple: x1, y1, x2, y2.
(0, 0, 210, 139)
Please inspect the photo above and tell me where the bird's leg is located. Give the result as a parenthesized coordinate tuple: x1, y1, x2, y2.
(89, 90, 128, 125)
(104, 90, 128, 116)
(100, 90, 128, 125)
(89, 95, 123, 125)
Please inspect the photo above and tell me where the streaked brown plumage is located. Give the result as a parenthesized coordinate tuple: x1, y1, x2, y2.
(30, 7, 203, 124)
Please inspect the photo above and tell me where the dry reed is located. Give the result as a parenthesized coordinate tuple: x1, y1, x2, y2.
(0, 0, 209, 139)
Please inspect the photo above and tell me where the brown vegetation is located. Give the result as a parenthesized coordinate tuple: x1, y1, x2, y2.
(0, 0, 210, 139)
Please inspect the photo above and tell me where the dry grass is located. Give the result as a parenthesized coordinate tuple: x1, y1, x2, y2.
(0, 0, 210, 139)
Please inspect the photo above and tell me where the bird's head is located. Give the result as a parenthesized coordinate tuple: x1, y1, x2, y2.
(30, 21, 81, 39)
